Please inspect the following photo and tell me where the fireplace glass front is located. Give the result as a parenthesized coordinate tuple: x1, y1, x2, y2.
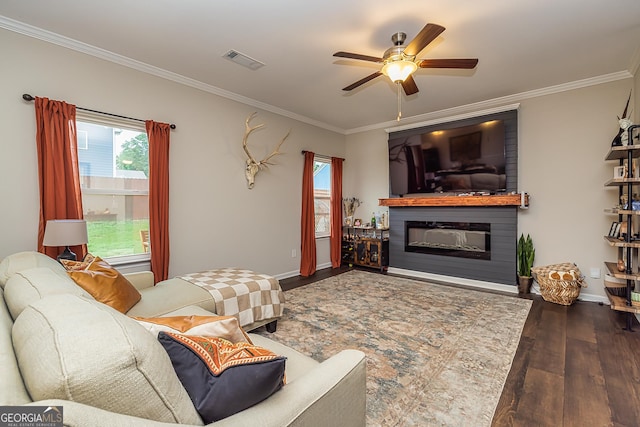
(405, 221, 491, 260)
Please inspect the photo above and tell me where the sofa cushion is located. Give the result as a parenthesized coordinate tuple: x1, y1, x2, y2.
(0, 288, 31, 405)
(126, 278, 216, 317)
(134, 315, 251, 343)
(67, 257, 141, 313)
(3, 267, 94, 320)
(158, 332, 286, 423)
(11, 294, 203, 425)
(0, 251, 68, 288)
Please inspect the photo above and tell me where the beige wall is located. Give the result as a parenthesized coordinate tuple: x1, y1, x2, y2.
(0, 29, 345, 277)
(345, 78, 636, 301)
(1, 27, 637, 299)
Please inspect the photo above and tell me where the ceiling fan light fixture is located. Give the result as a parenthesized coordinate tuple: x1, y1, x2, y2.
(381, 59, 417, 83)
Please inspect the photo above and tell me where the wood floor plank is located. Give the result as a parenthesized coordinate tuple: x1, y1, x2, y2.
(563, 337, 612, 427)
(513, 367, 564, 426)
(491, 336, 534, 427)
(527, 303, 567, 376)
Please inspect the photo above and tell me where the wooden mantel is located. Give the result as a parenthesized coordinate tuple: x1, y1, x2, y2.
(379, 193, 529, 207)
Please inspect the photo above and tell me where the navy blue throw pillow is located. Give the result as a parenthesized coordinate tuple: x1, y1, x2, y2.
(158, 332, 286, 422)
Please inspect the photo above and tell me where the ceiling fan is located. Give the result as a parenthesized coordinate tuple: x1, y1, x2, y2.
(333, 23, 478, 96)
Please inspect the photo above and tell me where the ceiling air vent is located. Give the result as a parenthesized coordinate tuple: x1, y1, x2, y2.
(222, 50, 265, 70)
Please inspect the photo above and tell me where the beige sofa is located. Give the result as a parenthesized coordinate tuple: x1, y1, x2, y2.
(0, 251, 366, 426)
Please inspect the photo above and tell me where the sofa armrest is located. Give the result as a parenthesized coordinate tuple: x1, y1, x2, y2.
(124, 271, 155, 291)
(26, 400, 193, 427)
(28, 349, 366, 427)
(215, 349, 367, 427)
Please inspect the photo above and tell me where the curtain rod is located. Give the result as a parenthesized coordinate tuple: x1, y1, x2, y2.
(301, 150, 345, 161)
(22, 94, 176, 130)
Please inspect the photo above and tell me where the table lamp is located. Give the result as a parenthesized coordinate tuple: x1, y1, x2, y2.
(42, 219, 88, 262)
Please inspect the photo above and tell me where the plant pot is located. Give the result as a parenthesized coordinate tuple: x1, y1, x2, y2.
(518, 275, 533, 294)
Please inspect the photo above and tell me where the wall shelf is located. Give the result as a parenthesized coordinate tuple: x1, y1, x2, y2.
(379, 193, 528, 207)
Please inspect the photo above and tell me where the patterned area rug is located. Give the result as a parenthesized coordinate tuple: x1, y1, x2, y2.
(257, 270, 531, 426)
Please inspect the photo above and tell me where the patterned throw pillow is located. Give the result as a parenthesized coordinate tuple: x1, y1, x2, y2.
(67, 256, 141, 313)
(60, 253, 96, 271)
(134, 315, 252, 344)
(158, 332, 286, 423)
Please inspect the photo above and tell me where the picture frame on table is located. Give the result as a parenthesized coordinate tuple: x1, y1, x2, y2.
(614, 165, 626, 179)
(353, 218, 362, 227)
(609, 222, 618, 237)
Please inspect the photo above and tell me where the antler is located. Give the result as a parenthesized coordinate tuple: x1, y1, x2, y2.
(242, 112, 290, 167)
(241, 112, 291, 189)
(259, 129, 290, 166)
(242, 112, 265, 164)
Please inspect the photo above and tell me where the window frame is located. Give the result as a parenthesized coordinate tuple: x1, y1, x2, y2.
(76, 111, 151, 263)
(313, 157, 331, 239)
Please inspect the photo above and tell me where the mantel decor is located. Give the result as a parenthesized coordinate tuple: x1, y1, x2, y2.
(379, 193, 529, 207)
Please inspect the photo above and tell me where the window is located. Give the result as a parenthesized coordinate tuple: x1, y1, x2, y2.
(313, 159, 331, 237)
(76, 116, 150, 259)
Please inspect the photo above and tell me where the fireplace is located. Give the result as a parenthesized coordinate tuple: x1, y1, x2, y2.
(405, 221, 490, 260)
(388, 206, 517, 285)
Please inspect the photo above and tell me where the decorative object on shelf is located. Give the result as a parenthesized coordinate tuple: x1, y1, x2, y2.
(613, 165, 626, 179)
(611, 91, 632, 147)
(342, 197, 361, 223)
(619, 118, 634, 146)
(608, 221, 619, 238)
(353, 218, 362, 226)
(42, 219, 88, 262)
(516, 233, 535, 294)
(241, 112, 290, 189)
(617, 259, 626, 272)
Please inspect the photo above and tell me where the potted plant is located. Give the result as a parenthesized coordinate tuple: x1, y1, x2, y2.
(517, 233, 535, 293)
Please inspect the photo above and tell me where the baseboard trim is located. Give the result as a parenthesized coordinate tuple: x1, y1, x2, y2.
(275, 262, 332, 281)
(388, 267, 519, 294)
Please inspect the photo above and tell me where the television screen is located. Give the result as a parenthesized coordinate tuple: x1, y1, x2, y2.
(388, 119, 507, 196)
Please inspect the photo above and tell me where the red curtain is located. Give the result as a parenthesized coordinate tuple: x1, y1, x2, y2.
(35, 97, 86, 260)
(146, 120, 171, 283)
(300, 151, 316, 276)
(330, 157, 343, 268)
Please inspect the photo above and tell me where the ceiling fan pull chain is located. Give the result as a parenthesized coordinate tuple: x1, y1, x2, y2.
(396, 82, 402, 121)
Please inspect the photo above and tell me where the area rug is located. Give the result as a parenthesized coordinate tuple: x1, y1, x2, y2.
(257, 269, 532, 426)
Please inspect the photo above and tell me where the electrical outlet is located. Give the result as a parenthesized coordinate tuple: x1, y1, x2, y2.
(291, 249, 296, 258)
(589, 267, 601, 279)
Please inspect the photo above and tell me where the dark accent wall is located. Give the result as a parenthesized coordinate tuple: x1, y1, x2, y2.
(389, 206, 517, 285)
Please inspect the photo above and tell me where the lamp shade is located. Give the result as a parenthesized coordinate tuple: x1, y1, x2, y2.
(43, 219, 88, 247)
(382, 60, 418, 83)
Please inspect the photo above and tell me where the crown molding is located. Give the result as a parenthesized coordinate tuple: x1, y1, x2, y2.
(2, 15, 633, 137)
(0, 15, 344, 134)
(351, 70, 633, 135)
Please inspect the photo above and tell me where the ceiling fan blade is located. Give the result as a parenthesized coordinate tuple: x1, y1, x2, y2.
(342, 71, 383, 91)
(418, 58, 479, 69)
(401, 75, 419, 95)
(403, 23, 445, 57)
(333, 51, 383, 63)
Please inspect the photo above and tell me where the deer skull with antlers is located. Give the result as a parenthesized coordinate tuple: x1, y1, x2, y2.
(242, 112, 290, 189)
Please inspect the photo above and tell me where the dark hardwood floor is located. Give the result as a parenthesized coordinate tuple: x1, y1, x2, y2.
(279, 267, 640, 427)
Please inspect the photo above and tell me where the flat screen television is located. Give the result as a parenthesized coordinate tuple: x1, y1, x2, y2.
(388, 118, 510, 196)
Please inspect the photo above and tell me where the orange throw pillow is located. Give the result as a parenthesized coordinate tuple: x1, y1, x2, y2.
(67, 257, 141, 313)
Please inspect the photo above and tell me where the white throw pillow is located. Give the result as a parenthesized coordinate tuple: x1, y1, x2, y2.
(12, 294, 203, 425)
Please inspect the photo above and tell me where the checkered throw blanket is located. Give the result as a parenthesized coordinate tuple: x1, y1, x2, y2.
(179, 268, 284, 327)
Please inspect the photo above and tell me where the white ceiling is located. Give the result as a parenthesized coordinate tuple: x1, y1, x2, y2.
(1, 0, 640, 133)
